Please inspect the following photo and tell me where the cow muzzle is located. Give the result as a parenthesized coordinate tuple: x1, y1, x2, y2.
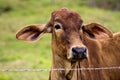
(68, 47, 87, 61)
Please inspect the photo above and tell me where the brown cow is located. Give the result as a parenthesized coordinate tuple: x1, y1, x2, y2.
(16, 8, 120, 80)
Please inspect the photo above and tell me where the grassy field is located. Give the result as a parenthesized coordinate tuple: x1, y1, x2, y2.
(0, 0, 120, 80)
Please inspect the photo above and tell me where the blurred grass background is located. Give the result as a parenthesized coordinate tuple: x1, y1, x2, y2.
(0, 0, 120, 80)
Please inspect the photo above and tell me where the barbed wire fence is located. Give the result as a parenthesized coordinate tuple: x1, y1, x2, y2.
(0, 66, 120, 72)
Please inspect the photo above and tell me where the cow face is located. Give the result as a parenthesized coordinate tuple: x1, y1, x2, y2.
(47, 8, 87, 61)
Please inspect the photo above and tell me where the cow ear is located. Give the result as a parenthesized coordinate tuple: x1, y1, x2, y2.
(16, 24, 51, 42)
(82, 23, 113, 39)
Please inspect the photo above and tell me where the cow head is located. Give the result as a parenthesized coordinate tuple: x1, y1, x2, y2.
(16, 8, 113, 62)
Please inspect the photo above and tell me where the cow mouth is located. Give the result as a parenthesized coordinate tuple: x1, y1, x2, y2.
(70, 54, 87, 61)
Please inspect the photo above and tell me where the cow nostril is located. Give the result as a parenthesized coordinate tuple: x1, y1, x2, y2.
(72, 47, 86, 54)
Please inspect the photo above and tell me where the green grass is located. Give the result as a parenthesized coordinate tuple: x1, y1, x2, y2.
(0, 0, 120, 80)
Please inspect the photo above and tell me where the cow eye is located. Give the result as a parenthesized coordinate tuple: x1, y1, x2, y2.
(54, 23, 62, 30)
(55, 25, 61, 29)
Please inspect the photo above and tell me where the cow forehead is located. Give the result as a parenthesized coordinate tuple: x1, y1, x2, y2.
(51, 8, 81, 21)
(50, 8, 82, 30)
(52, 8, 72, 17)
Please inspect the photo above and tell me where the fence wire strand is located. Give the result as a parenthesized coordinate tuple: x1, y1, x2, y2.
(0, 66, 120, 72)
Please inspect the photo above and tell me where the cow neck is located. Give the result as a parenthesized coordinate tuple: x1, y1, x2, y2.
(51, 53, 71, 80)
(52, 52, 91, 80)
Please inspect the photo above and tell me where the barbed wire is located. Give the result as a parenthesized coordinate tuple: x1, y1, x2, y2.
(0, 66, 120, 72)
